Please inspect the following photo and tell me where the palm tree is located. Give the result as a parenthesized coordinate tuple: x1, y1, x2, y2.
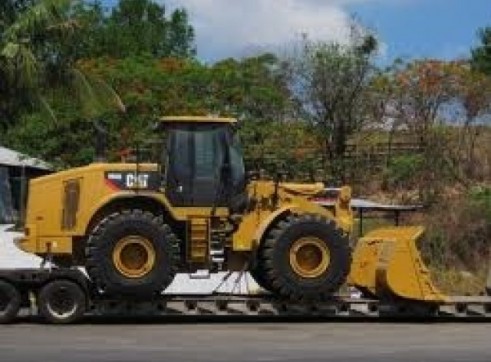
(0, 0, 124, 128)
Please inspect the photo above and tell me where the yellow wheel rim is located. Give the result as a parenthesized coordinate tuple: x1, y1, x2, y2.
(112, 236, 156, 279)
(289, 237, 330, 279)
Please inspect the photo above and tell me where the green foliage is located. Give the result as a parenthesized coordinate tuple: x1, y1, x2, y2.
(471, 27, 491, 75)
(72, 0, 195, 59)
(385, 155, 424, 188)
(0, 0, 76, 126)
(469, 186, 491, 220)
(239, 119, 321, 180)
(3, 53, 291, 166)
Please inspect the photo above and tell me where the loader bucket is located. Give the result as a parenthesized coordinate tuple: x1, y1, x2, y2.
(348, 226, 448, 303)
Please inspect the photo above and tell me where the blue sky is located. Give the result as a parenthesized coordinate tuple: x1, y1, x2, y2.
(348, 0, 491, 62)
(100, 0, 491, 63)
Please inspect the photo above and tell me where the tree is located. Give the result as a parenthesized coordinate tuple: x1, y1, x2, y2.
(375, 59, 491, 199)
(471, 27, 491, 75)
(0, 0, 77, 128)
(210, 54, 291, 120)
(73, 0, 196, 59)
(0, 0, 124, 152)
(286, 28, 378, 174)
(0, 0, 36, 34)
(387, 60, 462, 146)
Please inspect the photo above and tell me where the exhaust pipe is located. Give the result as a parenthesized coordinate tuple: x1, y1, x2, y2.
(93, 119, 108, 163)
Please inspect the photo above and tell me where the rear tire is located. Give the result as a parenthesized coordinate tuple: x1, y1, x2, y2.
(0, 280, 21, 324)
(38, 280, 86, 324)
(86, 209, 180, 297)
(259, 214, 351, 301)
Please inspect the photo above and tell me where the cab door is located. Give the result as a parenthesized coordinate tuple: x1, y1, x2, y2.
(165, 124, 226, 207)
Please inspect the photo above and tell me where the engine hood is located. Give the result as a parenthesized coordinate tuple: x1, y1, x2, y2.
(279, 182, 325, 197)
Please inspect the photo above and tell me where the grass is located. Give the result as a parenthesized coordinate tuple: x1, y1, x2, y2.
(429, 266, 489, 296)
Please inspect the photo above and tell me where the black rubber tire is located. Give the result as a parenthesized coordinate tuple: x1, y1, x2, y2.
(38, 280, 86, 324)
(0, 280, 21, 324)
(249, 262, 274, 293)
(259, 214, 352, 301)
(86, 209, 180, 297)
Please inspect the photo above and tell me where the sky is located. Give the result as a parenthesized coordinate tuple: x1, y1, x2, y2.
(102, 0, 491, 63)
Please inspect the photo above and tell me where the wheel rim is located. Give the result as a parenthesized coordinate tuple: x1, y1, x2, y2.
(113, 236, 156, 279)
(46, 287, 77, 318)
(289, 237, 330, 279)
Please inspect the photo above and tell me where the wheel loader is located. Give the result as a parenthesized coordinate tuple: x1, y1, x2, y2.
(13, 116, 452, 305)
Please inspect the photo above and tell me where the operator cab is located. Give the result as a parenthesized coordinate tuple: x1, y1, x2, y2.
(158, 116, 246, 210)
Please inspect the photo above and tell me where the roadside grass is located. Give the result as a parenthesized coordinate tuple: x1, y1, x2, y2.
(429, 266, 489, 296)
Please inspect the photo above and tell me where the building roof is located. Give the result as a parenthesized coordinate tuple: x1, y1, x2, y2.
(0, 146, 51, 170)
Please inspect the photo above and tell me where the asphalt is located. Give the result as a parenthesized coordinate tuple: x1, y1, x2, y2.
(0, 321, 490, 362)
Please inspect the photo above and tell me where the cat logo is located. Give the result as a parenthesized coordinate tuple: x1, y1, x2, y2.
(126, 173, 150, 188)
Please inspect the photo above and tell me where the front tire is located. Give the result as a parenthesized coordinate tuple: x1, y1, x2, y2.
(259, 214, 351, 301)
(0, 280, 21, 324)
(86, 210, 180, 297)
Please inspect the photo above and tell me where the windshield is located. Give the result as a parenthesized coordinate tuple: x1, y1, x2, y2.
(163, 123, 246, 207)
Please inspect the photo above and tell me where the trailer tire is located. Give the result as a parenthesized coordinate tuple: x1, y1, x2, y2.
(260, 214, 351, 301)
(38, 280, 86, 324)
(86, 209, 180, 297)
(0, 280, 21, 324)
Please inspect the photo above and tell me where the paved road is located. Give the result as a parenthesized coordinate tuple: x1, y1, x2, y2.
(0, 321, 490, 362)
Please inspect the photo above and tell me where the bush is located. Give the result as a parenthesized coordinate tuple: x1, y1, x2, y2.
(421, 187, 491, 271)
(385, 154, 424, 189)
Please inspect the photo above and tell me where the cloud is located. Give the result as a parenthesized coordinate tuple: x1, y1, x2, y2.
(165, 0, 380, 62)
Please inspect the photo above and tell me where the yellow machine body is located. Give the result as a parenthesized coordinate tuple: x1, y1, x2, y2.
(17, 163, 351, 261)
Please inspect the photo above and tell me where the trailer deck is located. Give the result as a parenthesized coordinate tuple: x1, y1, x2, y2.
(1, 268, 490, 323)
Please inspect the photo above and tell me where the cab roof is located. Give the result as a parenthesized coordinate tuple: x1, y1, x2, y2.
(159, 116, 237, 124)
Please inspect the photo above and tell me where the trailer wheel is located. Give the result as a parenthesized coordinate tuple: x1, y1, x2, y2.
(86, 209, 180, 297)
(38, 280, 86, 324)
(0, 280, 21, 324)
(260, 214, 351, 301)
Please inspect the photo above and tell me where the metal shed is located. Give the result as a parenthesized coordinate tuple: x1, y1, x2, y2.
(0, 147, 51, 224)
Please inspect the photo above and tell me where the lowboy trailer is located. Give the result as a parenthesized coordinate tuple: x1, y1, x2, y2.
(1, 253, 490, 324)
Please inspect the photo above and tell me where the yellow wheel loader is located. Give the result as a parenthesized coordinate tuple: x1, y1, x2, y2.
(4, 115, 489, 324)
(16, 116, 354, 301)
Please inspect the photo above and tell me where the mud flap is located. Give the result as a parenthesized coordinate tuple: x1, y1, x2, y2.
(348, 226, 448, 303)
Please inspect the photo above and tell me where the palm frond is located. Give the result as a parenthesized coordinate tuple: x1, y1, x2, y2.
(71, 68, 126, 119)
(3, 0, 77, 42)
(37, 94, 57, 124)
(1, 43, 39, 89)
